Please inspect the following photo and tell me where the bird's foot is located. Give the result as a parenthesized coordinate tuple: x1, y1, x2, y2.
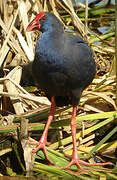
(65, 158, 112, 170)
(29, 140, 53, 164)
(63, 153, 112, 170)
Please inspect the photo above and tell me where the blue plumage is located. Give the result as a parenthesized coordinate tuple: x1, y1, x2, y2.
(26, 12, 112, 169)
(32, 12, 96, 106)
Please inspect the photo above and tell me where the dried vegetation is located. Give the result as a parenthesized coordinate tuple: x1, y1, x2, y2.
(0, 0, 116, 179)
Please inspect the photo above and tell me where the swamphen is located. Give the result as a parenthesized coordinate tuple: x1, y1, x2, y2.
(26, 12, 112, 169)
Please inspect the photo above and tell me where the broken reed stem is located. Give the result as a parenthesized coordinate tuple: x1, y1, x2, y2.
(115, 0, 117, 105)
(0, 8, 19, 66)
(0, 91, 51, 105)
(13, 27, 34, 61)
(20, 118, 29, 139)
(85, 0, 88, 36)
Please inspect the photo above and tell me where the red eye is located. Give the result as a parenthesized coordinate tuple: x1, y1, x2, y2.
(41, 16, 47, 21)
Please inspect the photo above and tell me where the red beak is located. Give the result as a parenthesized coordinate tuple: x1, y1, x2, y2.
(26, 18, 40, 32)
(26, 12, 45, 32)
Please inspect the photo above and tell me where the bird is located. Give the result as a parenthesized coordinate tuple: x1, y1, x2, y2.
(26, 12, 112, 170)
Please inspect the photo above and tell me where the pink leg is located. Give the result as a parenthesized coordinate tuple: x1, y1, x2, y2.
(29, 96, 56, 164)
(65, 106, 112, 170)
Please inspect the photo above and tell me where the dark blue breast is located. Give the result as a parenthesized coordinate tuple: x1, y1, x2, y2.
(32, 32, 96, 106)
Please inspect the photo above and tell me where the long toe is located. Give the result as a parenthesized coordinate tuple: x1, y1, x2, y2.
(29, 140, 53, 164)
(29, 141, 40, 146)
(64, 158, 113, 170)
(46, 141, 51, 146)
(78, 159, 113, 167)
(64, 153, 72, 159)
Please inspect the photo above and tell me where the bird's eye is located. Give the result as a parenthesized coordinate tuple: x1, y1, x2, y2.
(41, 16, 47, 21)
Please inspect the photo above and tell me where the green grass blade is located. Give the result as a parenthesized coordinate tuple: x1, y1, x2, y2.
(86, 126, 117, 159)
(49, 115, 116, 150)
